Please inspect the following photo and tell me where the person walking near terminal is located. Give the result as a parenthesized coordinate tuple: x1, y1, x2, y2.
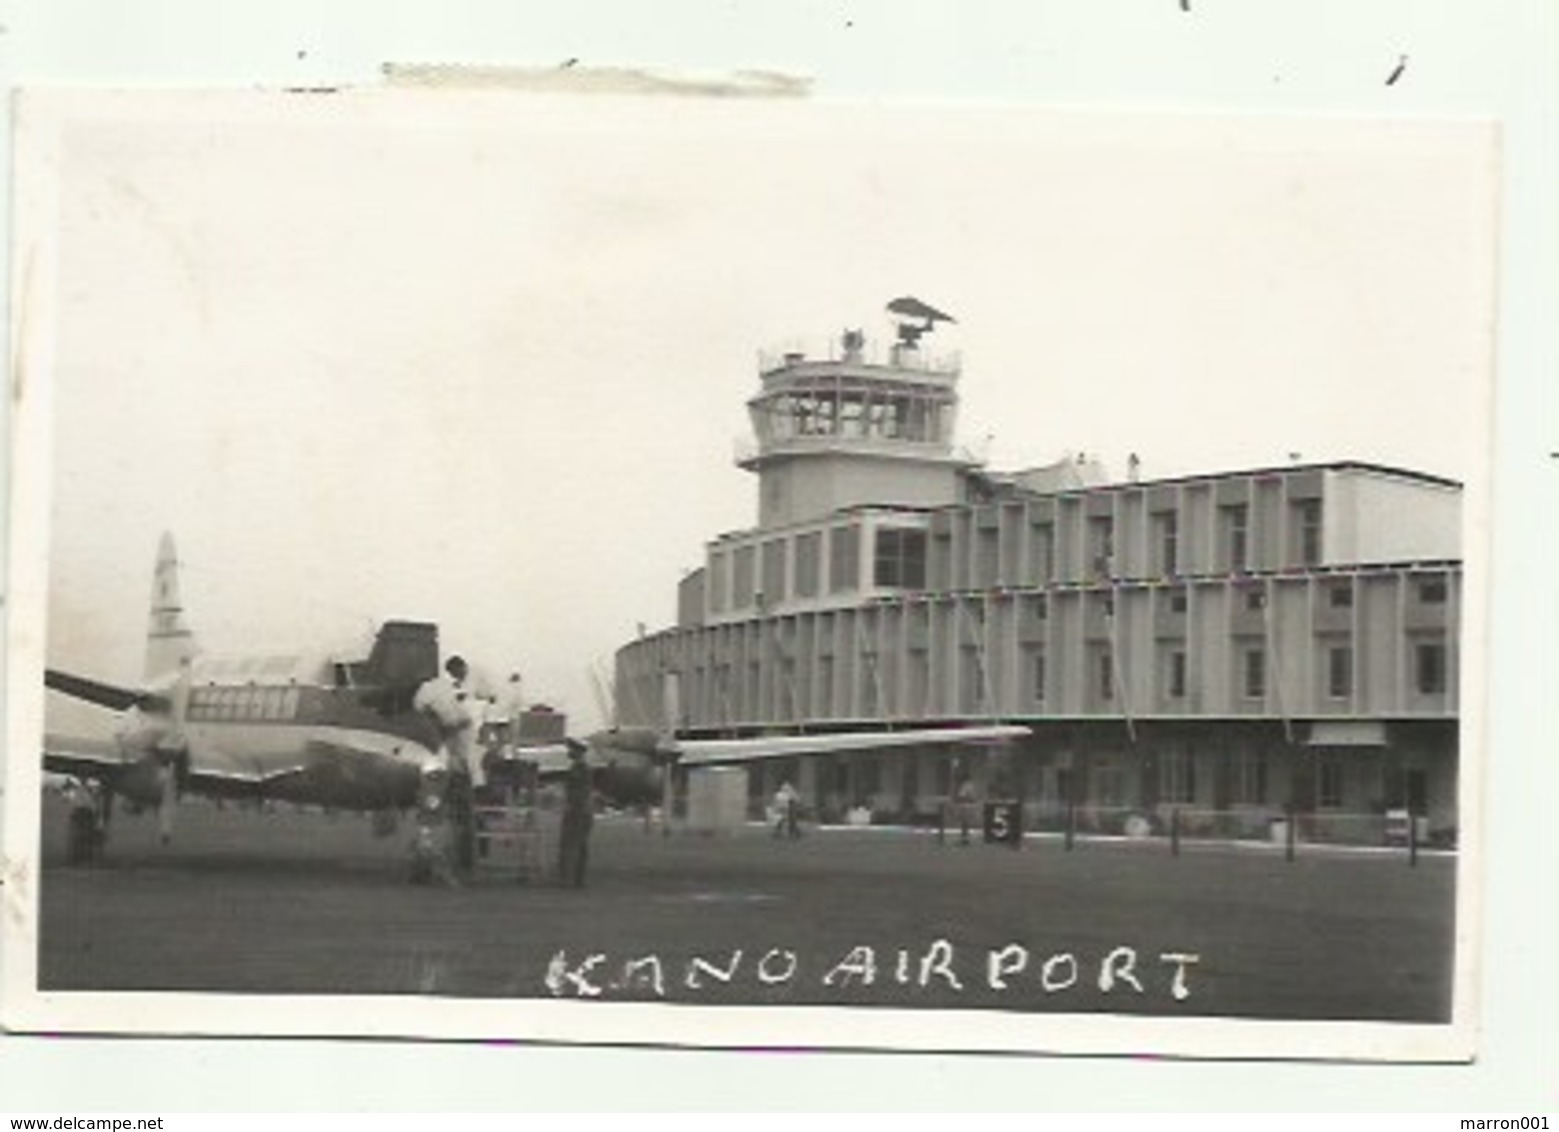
(558, 739, 595, 887)
(955, 776, 979, 846)
(772, 780, 802, 840)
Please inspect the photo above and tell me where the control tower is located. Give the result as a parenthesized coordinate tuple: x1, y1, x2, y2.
(740, 298, 980, 530)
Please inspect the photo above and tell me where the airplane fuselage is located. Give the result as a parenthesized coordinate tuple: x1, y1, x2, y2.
(107, 677, 440, 811)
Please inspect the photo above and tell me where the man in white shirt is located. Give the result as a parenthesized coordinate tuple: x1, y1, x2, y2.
(772, 781, 801, 840)
(414, 655, 479, 873)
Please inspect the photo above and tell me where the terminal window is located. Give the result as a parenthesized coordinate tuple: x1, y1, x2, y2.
(1159, 748, 1196, 805)
(762, 539, 788, 602)
(1155, 511, 1179, 576)
(1415, 642, 1448, 694)
(1222, 504, 1250, 572)
(1165, 650, 1187, 699)
(816, 656, 834, 717)
(829, 524, 861, 593)
(1327, 646, 1353, 698)
(860, 661, 880, 717)
(1295, 499, 1323, 566)
(1031, 523, 1055, 581)
(960, 646, 987, 713)
(1229, 751, 1268, 806)
(708, 551, 728, 613)
(1094, 765, 1127, 808)
(733, 544, 756, 608)
(1318, 756, 1346, 810)
(1243, 649, 1267, 699)
(1089, 516, 1115, 576)
(778, 658, 798, 719)
(794, 532, 821, 597)
(874, 527, 928, 589)
(1096, 649, 1115, 701)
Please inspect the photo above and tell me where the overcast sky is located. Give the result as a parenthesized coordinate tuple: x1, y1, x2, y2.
(29, 90, 1497, 735)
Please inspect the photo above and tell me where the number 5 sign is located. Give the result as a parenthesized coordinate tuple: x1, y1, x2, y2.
(983, 801, 1023, 847)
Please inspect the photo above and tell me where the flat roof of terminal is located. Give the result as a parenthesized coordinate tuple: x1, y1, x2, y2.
(705, 459, 1461, 544)
(990, 458, 1463, 496)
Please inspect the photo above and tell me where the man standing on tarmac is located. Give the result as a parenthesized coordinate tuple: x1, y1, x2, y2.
(955, 776, 979, 846)
(414, 655, 480, 877)
(772, 780, 802, 840)
(558, 738, 595, 888)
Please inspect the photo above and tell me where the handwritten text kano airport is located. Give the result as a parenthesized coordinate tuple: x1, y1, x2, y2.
(543, 940, 1201, 1002)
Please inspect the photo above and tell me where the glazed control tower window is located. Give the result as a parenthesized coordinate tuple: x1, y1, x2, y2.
(874, 527, 928, 589)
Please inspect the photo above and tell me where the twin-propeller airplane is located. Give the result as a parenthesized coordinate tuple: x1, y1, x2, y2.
(42, 534, 1029, 867)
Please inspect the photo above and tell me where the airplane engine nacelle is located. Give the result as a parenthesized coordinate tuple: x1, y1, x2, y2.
(112, 756, 170, 808)
(594, 761, 662, 811)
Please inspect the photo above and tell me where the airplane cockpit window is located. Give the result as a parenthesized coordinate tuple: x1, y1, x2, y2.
(264, 688, 287, 720)
(188, 688, 211, 720)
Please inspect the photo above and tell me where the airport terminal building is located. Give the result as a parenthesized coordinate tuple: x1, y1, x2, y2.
(613, 313, 1462, 844)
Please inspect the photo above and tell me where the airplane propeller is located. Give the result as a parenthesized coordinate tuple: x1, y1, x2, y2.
(152, 658, 194, 844)
(157, 750, 180, 843)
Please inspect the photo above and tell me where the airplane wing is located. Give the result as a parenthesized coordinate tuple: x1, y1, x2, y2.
(673, 724, 1030, 767)
(180, 738, 422, 806)
(42, 731, 304, 798)
(43, 733, 126, 780)
(45, 668, 167, 713)
(188, 764, 314, 800)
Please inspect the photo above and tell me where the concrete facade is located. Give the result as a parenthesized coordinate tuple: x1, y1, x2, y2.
(614, 320, 1463, 844)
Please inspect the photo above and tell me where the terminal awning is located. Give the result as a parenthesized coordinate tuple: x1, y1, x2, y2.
(1305, 720, 1388, 747)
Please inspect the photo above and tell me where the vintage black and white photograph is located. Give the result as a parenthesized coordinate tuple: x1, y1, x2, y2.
(2, 87, 1496, 1058)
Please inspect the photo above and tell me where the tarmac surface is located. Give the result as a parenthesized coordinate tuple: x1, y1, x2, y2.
(32, 795, 1456, 1021)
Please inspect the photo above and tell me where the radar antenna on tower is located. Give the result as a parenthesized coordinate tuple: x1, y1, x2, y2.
(886, 296, 956, 348)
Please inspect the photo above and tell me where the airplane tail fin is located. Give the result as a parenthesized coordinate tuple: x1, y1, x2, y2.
(144, 531, 198, 681)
